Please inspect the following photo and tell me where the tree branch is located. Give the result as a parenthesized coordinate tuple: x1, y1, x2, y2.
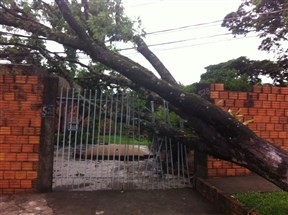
(133, 35, 178, 85)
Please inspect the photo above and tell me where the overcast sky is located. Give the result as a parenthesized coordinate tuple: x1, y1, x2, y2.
(120, 0, 275, 85)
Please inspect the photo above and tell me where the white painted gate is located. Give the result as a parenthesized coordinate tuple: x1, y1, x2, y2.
(53, 89, 192, 191)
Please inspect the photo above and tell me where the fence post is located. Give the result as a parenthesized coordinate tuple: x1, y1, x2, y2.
(38, 77, 58, 192)
(194, 149, 208, 178)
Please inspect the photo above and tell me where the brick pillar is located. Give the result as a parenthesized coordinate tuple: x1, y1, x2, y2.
(0, 64, 57, 194)
(0, 74, 43, 193)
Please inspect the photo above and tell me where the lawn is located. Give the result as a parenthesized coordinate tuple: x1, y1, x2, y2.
(100, 134, 151, 145)
(235, 191, 288, 215)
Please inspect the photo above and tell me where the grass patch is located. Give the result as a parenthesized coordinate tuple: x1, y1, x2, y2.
(235, 191, 288, 215)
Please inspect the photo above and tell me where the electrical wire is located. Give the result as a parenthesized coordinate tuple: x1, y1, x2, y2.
(127, 1, 159, 8)
(2, 5, 288, 56)
(118, 32, 238, 51)
(145, 7, 288, 35)
(146, 20, 222, 35)
(121, 34, 258, 57)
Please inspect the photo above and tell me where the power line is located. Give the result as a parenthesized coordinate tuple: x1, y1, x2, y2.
(145, 7, 288, 36)
(127, 1, 159, 8)
(0, 27, 257, 57)
(146, 20, 222, 35)
(2, 5, 287, 57)
(111, 34, 259, 58)
(49, 32, 259, 59)
(153, 34, 258, 52)
(118, 31, 252, 52)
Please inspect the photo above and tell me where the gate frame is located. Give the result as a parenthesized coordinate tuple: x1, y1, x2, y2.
(38, 77, 58, 192)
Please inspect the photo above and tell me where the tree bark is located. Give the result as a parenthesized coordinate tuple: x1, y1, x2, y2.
(133, 35, 178, 85)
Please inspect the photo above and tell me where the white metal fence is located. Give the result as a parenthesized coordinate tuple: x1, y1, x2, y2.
(53, 88, 193, 191)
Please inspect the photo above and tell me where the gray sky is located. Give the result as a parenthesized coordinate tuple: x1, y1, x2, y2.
(120, 0, 275, 85)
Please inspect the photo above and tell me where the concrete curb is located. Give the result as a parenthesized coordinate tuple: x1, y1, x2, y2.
(195, 178, 258, 215)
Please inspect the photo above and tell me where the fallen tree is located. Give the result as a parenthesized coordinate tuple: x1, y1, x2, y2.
(0, 0, 287, 190)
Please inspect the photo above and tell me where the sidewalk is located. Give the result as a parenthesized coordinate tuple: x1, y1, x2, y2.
(0, 189, 224, 215)
(195, 174, 283, 215)
(0, 174, 282, 215)
(205, 174, 282, 194)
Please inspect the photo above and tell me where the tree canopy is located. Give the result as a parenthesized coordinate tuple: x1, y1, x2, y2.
(203, 56, 288, 89)
(0, 0, 288, 191)
(185, 56, 287, 93)
(222, 0, 288, 82)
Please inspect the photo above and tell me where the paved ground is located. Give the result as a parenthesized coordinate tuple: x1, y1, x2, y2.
(0, 193, 53, 215)
(0, 189, 223, 215)
(0, 174, 282, 215)
(206, 174, 281, 194)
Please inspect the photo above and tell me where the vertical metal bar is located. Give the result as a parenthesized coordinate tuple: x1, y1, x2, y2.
(72, 89, 81, 189)
(111, 94, 119, 189)
(100, 94, 108, 189)
(159, 139, 165, 189)
(60, 88, 69, 186)
(181, 143, 185, 186)
(66, 88, 75, 180)
(122, 95, 130, 189)
(136, 97, 141, 188)
(84, 90, 92, 179)
(150, 101, 155, 189)
(177, 142, 180, 186)
(151, 137, 159, 190)
(184, 145, 191, 186)
(131, 96, 135, 187)
(89, 90, 97, 183)
(77, 89, 86, 189)
(149, 136, 155, 190)
(107, 94, 113, 185)
(154, 137, 163, 189)
(54, 88, 63, 186)
(169, 139, 175, 188)
(143, 141, 152, 190)
(117, 93, 124, 189)
(165, 137, 169, 189)
(94, 92, 103, 190)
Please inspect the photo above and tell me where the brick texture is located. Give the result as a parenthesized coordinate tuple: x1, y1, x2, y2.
(208, 84, 288, 177)
(0, 67, 43, 193)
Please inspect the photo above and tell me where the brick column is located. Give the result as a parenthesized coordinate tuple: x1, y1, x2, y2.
(0, 73, 43, 194)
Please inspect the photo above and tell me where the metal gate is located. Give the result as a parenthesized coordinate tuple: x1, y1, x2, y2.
(53, 88, 193, 191)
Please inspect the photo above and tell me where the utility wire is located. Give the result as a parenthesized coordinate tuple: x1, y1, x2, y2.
(2, 6, 287, 55)
(118, 31, 255, 52)
(127, 1, 159, 8)
(146, 20, 222, 35)
(121, 34, 258, 58)
(50, 31, 258, 59)
(146, 7, 288, 35)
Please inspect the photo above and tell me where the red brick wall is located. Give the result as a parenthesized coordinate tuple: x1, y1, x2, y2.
(0, 72, 43, 194)
(207, 83, 288, 177)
